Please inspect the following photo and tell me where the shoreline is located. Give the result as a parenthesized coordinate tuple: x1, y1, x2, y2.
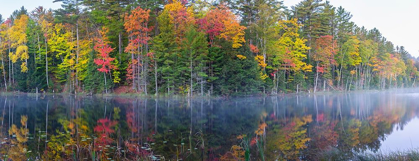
(0, 88, 412, 99)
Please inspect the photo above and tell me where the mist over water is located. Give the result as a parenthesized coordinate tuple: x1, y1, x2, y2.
(1, 90, 419, 160)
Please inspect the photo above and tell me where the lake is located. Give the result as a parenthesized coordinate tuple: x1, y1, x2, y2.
(1, 90, 419, 160)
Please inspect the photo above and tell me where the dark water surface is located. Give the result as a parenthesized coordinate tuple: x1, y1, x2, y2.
(1, 90, 419, 160)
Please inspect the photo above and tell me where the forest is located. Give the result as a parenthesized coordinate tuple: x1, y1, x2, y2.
(0, 0, 418, 96)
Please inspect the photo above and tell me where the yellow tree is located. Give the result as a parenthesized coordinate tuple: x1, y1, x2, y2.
(275, 19, 312, 73)
(75, 39, 91, 82)
(372, 53, 406, 88)
(268, 19, 312, 92)
(49, 24, 75, 85)
(218, 8, 246, 49)
(337, 36, 361, 89)
(0, 22, 9, 89)
(9, 15, 29, 73)
(164, 0, 195, 45)
(405, 59, 419, 87)
(359, 39, 378, 89)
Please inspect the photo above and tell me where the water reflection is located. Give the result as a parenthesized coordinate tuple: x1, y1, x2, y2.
(0, 91, 418, 160)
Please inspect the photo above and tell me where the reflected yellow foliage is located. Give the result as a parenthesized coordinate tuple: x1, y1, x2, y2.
(8, 115, 28, 160)
(267, 115, 312, 160)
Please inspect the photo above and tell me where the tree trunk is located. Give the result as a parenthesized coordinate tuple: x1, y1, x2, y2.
(276, 72, 280, 93)
(1, 37, 7, 91)
(8, 38, 11, 87)
(190, 50, 193, 97)
(314, 62, 319, 93)
(76, 22, 79, 87)
(145, 26, 149, 96)
(11, 61, 14, 85)
(37, 33, 41, 59)
(389, 75, 392, 89)
(200, 68, 203, 96)
(323, 79, 326, 91)
(45, 39, 49, 88)
(272, 73, 276, 94)
(155, 56, 158, 96)
(119, 32, 122, 65)
(131, 53, 135, 91)
(137, 48, 144, 92)
(8, 50, 10, 87)
(104, 72, 107, 94)
(144, 55, 148, 95)
(339, 48, 345, 88)
(345, 76, 349, 91)
(2, 57, 6, 91)
(262, 38, 267, 71)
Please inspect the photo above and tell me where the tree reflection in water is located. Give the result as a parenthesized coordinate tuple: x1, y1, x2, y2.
(0, 91, 417, 160)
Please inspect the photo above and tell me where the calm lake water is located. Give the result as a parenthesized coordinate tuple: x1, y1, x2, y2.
(1, 90, 419, 160)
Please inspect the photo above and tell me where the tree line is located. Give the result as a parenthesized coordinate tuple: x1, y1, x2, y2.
(0, 0, 418, 96)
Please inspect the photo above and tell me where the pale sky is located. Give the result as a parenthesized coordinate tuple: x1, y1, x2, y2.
(283, 0, 419, 58)
(1, 0, 418, 57)
(0, 0, 62, 20)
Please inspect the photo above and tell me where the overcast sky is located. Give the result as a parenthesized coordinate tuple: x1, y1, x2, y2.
(283, 0, 419, 57)
(1, 0, 418, 57)
(0, 0, 62, 20)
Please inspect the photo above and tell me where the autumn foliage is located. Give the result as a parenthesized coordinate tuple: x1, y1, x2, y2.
(314, 35, 338, 74)
(0, 0, 418, 96)
(198, 4, 246, 48)
(94, 27, 115, 73)
(94, 118, 117, 158)
(124, 6, 151, 54)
